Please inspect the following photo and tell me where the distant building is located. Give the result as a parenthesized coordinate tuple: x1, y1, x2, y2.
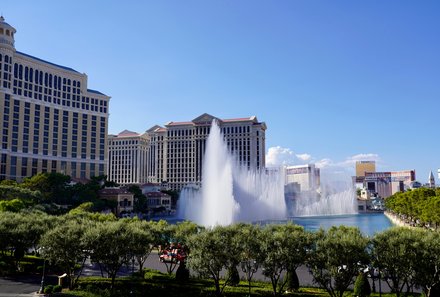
(146, 191, 171, 212)
(99, 187, 134, 215)
(285, 164, 320, 192)
(142, 113, 266, 190)
(0, 17, 110, 181)
(107, 130, 149, 185)
(364, 170, 416, 198)
(356, 161, 376, 177)
(428, 171, 435, 188)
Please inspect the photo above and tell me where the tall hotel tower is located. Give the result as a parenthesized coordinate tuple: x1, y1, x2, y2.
(108, 114, 267, 190)
(145, 113, 266, 190)
(0, 17, 110, 181)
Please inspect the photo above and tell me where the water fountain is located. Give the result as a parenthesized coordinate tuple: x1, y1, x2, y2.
(178, 120, 286, 226)
(293, 189, 358, 217)
(178, 120, 358, 227)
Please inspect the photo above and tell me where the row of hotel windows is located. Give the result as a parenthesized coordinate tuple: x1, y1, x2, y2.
(0, 154, 105, 180)
(110, 139, 143, 145)
(0, 54, 13, 89)
(2, 95, 106, 159)
(0, 54, 108, 112)
(166, 126, 253, 137)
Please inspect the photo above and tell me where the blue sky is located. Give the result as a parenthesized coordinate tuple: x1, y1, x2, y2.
(3, 1, 439, 182)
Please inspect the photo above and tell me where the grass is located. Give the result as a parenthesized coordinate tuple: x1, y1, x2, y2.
(60, 269, 423, 297)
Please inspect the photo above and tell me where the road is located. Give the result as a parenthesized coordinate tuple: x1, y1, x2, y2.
(0, 275, 40, 296)
(1, 254, 397, 295)
(82, 253, 394, 293)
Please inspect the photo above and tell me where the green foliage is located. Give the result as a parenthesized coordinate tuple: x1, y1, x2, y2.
(0, 198, 26, 212)
(386, 188, 440, 227)
(353, 273, 371, 297)
(372, 227, 422, 297)
(259, 223, 311, 296)
(40, 218, 92, 288)
(187, 225, 241, 296)
(53, 284, 62, 293)
(21, 172, 71, 204)
(128, 185, 148, 213)
(307, 226, 370, 297)
(0, 184, 42, 200)
(43, 285, 54, 294)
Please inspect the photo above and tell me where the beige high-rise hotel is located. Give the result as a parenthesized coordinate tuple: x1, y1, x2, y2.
(108, 113, 266, 190)
(0, 17, 110, 181)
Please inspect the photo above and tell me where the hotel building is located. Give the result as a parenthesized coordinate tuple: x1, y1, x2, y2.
(107, 130, 149, 185)
(285, 164, 320, 192)
(0, 17, 110, 181)
(363, 170, 416, 198)
(108, 113, 266, 190)
(148, 113, 266, 190)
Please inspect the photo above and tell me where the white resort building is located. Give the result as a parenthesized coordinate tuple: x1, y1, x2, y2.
(108, 113, 267, 190)
(0, 17, 110, 181)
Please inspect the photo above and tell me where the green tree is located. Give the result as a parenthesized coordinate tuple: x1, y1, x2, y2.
(353, 272, 371, 297)
(83, 220, 134, 290)
(307, 226, 370, 297)
(187, 226, 240, 297)
(412, 230, 440, 297)
(233, 223, 262, 295)
(39, 219, 91, 288)
(128, 185, 148, 213)
(0, 211, 54, 267)
(126, 219, 155, 273)
(0, 198, 26, 212)
(21, 172, 71, 204)
(372, 227, 419, 297)
(259, 224, 311, 296)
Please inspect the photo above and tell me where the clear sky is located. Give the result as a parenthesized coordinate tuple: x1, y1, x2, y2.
(3, 1, 439, 182)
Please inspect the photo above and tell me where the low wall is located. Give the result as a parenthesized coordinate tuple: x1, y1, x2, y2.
(384, 211, 413, 228)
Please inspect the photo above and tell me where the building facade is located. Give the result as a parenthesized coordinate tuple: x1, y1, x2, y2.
(138, 113, 266, 190)
(0, 17, 110, 181)
(98, 187, 134, 215)
(355, 161, 376, 177)
(107, 130, 149, 185)
(364, 170, 416, 198)
(285, 164, 320, 192)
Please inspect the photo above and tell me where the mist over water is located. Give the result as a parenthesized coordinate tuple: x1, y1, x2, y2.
(177, 120, 357, 227)
(293, 189, 358, 217)
(178, 121, 286, 227)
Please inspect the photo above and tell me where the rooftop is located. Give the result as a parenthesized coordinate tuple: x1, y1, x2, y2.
(17, 51, 80, 73)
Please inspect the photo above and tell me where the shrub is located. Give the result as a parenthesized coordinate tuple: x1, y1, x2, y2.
(176, 263, 190, 282)
(43, 285, 54, 294)
(144, 268, 172, 281)
(52, 284, 62, 293)
(353, 272, 371, 297)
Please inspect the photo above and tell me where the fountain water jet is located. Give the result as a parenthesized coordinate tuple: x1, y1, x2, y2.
(178, 120, 286, 226)
(177, 120, 358, 226)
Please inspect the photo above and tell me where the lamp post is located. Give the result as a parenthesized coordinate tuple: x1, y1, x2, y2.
(38, 258, 46, 294)
(241, 259, 258, 297)
(132, 257, 135, 274)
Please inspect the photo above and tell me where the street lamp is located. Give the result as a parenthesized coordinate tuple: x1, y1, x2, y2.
(241, 259, 258, 297)
(38, 258, 46, 294)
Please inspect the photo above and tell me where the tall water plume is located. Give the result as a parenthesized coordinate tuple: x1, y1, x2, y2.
(178, 120, 286, 226)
